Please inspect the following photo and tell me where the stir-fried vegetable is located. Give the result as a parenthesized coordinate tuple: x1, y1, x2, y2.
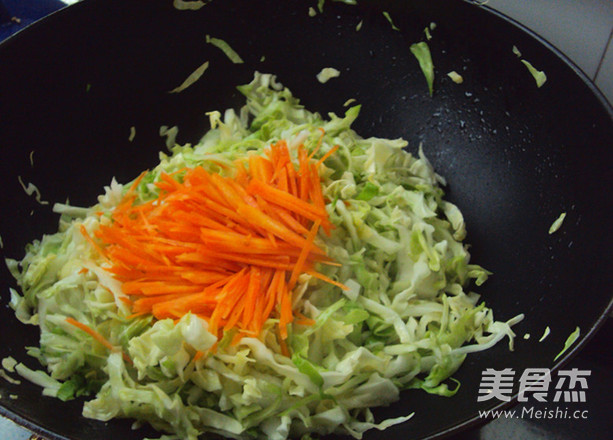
(520, 59, 547, 87)
(553, 326, 580, 361)
(410, 41, 435, 96)
(447, 71, 463, 84)
(206, 35, 244, 64)
(7, 73, 521, 440)
(548, 212, 566, 234)
(382, 11, 400, 31)
(539, 326, 551, 342)
(172, 0, 208, 11)
(168, 61, 210, 94)
(316, 67, 341, 83)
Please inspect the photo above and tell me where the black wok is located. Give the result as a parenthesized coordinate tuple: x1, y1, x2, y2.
(0, 0, 611, 439)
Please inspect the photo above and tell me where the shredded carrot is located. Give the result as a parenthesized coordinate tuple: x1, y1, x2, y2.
(278, 327, 291, 357)
(307, 269, 349, 291)
(308, 127, 326, 160)
(288, 219, 320, 291)
(92, 140, 343, 354)
(65, 317, 132, 364)
(119, 296, 133, 306)
(294, 311, 316, 326)
(316, 144, 339, 168)
(79, 225, 111, 263)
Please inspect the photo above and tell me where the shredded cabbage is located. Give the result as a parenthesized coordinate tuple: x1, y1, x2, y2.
(382, 11, 400, 31)
(447, 71, 463, 84)
(548, 212, 566, 234)
(520, 59, 547, 88)
(1, 356, 17, 372)
(168, 61, 210, 94)
(172, 0, 208, 11)
(410, 42, 435, 96)
(17, 176, 49, 205)
(553, 326, 580, 361)
(316, 67, 341, 84)
(7, 72, 522, 440)
(129, 126, 136, 142)
(539, 326, 551, 342)
(206, 35, 244, 64)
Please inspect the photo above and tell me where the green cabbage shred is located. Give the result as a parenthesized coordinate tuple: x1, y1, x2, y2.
(168, 61, 210, 94)
(206, 35, 244, 64)
(548, 212, 566, 234)
(382, 11, 400, 31)
(410, 42, 435, 96)
(172, 0, 207, 11)
(520, 59, 547, 88)
(553, 326, 580, 361)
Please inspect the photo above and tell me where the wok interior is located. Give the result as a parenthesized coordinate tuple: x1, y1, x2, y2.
(0, 0, 611, 439)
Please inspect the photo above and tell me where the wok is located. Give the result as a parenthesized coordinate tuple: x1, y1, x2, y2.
(0, 0, 611, 439)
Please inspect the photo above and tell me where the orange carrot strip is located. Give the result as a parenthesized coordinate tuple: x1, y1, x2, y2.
(308, 128, 326, 160)
(65, 317, 131, 364)
(119, 297, 133, 306)
(274, 208, 311, 236)
(276, 167, 289, 193)
(236, 204, 311, 250)
(208, 173, 248, 210)
(286, 160, 299, 198)
(298, 145, 310, 203)
(133, 293, 215, 315)
(200, 228, 302, 255)
(248, 178, 327, 221)
(126, 311, 150, 320)
(316, 145, 339, 167)
(122, 282, 202, 296)
(249, 154, 274, 183)
(251, 268, 273, 332)
(125, 170, 149, 198)
(279, 288, 293, 340)
(179, 271, 230, 284)
(229, 331, 245, 346)
(294, 311, 316, 326)
(201, 197, 258, 231)
(228, 178, 259, 208)
(196, 249, 294, 270)
(79, 225, 111, 263)
(288, 219, 321, 291)
(242, 266, 261, 326)
(306, 269, 349, 291)
(278, 327, 291, 355)
(308, 162, 333, 234)
(262, 269, 282, 324)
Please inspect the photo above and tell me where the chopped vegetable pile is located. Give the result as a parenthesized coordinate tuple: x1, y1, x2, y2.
(6, 73, 522, 440)
(90, 139, 341, 345)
